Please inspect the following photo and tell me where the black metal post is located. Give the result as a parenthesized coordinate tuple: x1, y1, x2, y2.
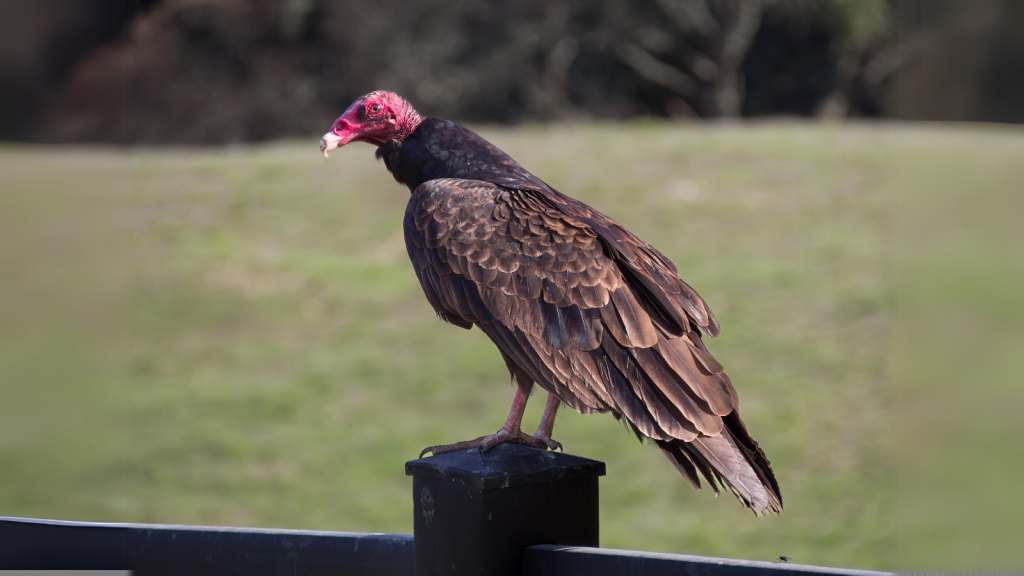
(405, 443, 604, 576)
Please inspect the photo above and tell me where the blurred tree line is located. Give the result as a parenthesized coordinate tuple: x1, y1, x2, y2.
(1, 0, 1021, 144)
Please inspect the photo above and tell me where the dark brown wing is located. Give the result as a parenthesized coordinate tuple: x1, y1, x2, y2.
(531, 188, 721, 338)
(404, 178, 781, 514)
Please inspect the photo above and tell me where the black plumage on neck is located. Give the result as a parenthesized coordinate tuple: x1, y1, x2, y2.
(376, 117, 549, 193)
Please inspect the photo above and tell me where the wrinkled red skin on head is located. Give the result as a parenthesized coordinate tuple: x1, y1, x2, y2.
(331, 91, 422, 147)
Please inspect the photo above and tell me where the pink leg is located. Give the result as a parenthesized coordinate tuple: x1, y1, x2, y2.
(533, 393, 563, 451)
(420, 383, 553, 457)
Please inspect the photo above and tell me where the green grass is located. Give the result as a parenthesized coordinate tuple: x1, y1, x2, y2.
(1, 121, 1021, 570)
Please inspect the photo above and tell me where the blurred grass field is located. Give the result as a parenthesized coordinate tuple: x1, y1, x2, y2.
(1, 121, 1021, 570)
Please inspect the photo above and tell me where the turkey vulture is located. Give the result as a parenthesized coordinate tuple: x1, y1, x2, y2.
(320, 91, 782, 514)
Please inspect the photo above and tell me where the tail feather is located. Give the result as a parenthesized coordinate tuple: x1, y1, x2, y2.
(657, 440, 703, 491)
(658, 411, 782, 515)
(721, 411, 783, 510)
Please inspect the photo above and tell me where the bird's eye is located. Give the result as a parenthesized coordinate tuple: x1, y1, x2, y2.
(369, 103, 382, 115)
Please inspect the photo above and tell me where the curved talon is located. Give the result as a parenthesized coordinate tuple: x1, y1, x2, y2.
(533, 434, 562, 452)
(480, 428, 548, 452)
(418, 434, 492, 458)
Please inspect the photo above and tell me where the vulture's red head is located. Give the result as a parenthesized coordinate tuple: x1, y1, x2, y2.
(320, 91, 421, 156)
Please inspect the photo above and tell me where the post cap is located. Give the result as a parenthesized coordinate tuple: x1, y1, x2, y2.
(405, 443, 605, 491)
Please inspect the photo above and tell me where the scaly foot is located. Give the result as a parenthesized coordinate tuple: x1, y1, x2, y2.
(419, 427, 553, 458)
(532, 432, 562, 452)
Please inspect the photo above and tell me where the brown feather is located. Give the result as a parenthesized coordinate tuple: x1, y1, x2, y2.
(656, 440, 702, 491)
(610, 288, 658, 347)
(600, 338, 689, 440)
(560, 305, 601, 351)
(685, 336, 725, 374)
(538, 298, 568, 350)
(630, 346, 722, 437)
(689, 428, 782, 514)
(653, 337, 736, 416)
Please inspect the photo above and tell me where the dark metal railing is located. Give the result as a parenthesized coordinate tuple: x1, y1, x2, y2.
(0, 444, 891, 576)
(523, 545, 889, 576)
(0, 516, 412, 575)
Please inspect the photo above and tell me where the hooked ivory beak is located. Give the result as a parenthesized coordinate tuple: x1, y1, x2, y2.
(320, 131, 344, 157)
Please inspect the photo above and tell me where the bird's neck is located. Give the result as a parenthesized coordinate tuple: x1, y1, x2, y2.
(376, 118, 549, 193)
